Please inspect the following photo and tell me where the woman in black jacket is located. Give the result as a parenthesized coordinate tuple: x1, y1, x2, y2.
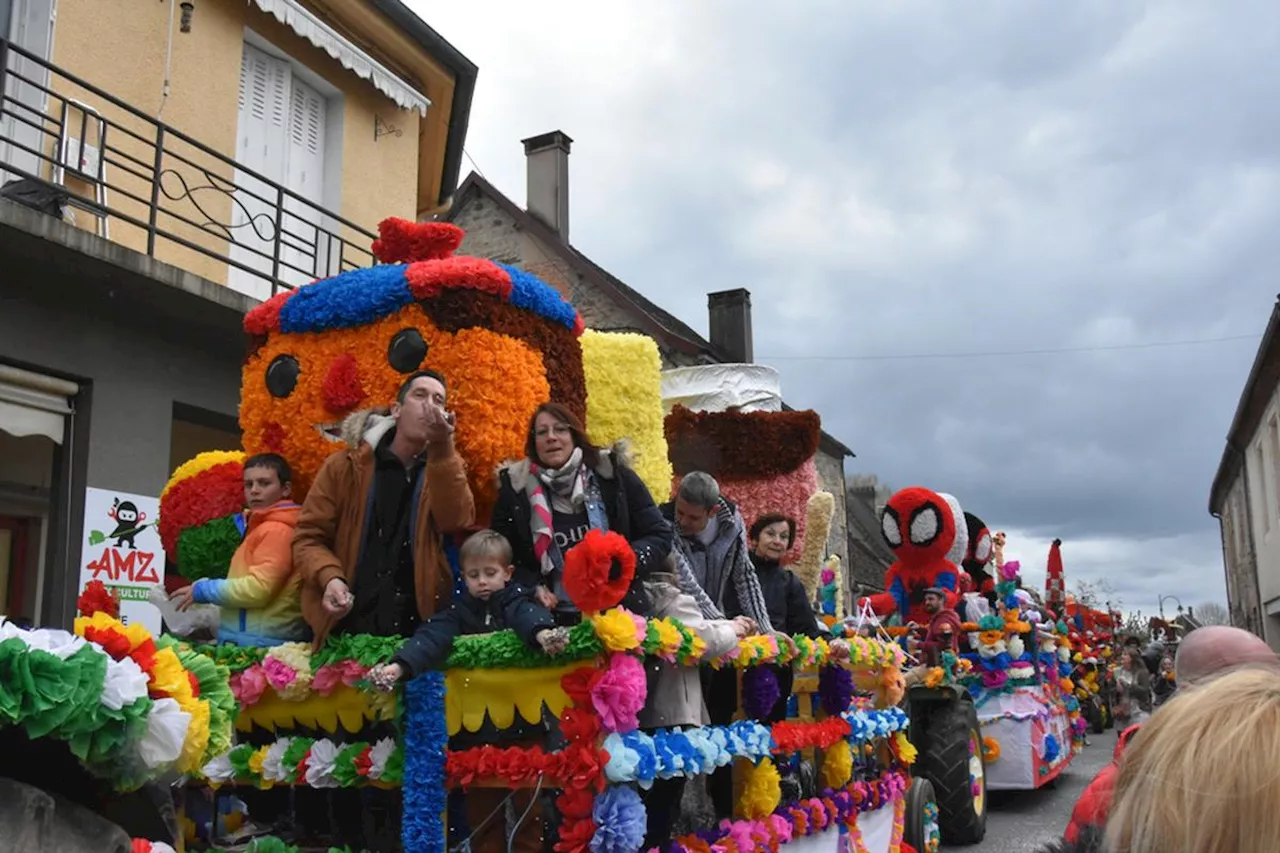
(491, 402, 674, 624)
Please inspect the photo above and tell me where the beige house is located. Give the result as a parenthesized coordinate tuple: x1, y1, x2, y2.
(2, 0, 474, 298)
(1208, 296, 1280, 647)
(0, 1, 474, 625)
(447, 131, 855, 568)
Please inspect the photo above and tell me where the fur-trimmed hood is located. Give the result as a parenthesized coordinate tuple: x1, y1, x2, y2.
(338, 407, 395, 450)
(499, 440, 635, 492)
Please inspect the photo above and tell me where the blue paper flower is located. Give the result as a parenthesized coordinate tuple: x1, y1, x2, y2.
(401, 671, 447, 853)
(497, 263, 580, 331)
(590, 786, 646, 853)
(277, 264, 412, 333)
(1043, 734, 1061, 763)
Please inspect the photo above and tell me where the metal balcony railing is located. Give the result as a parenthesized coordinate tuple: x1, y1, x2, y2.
(0, 38, 377, 298)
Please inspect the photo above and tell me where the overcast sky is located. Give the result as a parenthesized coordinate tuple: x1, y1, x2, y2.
(410, 0, 1280, 618)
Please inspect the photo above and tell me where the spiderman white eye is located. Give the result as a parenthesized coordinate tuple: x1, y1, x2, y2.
(975, 533, 992, 561)
(908, 505, 941, 546)
(881, 507, 903, 548)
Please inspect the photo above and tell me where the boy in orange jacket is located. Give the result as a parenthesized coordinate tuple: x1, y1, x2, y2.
(174, 453, 308, 647)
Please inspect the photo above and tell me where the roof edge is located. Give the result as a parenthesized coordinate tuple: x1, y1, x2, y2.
(1209, 296, 1280, 514)
(369, 0, 478, 203)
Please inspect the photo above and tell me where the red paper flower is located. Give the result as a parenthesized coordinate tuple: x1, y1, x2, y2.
(77, 580, 120, 619)
(556, 787, 594, 820)
(320, 353, 366, 414)
(354, 746, 373, 777)
(553, 816, 597, 853)
(561, 667, 605, 706)
(559, 707, 601, 744)
(406, 256, 513, 301)
(83, 625, 132, 660)
(243, 291, 291, 336)
(562, 529, 636, 613)
(372, 218, 463, 263)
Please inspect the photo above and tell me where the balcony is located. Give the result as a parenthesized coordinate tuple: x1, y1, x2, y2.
(0, 38, 377, 301)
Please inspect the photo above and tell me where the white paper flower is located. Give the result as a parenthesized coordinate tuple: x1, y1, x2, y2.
(368, 737, 397, 781)
(100, 655, 151, 711)
(262, 738, 294, 783)
(304, 739, 340, 789)
(138, 698, 191, 768)
(201, 753, 236, 784)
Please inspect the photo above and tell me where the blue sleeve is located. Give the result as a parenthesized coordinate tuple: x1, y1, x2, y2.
(937, 571, 958, 591)
(191, 578, 226, 605)
(392, 607, 463, 677)
(504, 589, 557, 649)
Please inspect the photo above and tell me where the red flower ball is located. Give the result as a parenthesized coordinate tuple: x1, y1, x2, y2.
(77, 580, 119, 619)
(561, 529, 636, 614)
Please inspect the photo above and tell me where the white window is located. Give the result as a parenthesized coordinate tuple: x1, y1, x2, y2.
(228, 41, 336, 300)
(1, 0, 56, 183)
(1252, 441, 1271, 535)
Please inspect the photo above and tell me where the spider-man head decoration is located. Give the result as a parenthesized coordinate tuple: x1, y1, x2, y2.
(880, 486, 957, 562)
(963, 511, 995, 594)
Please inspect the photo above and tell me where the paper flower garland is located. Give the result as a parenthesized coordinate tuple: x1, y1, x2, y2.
(580, 330, 673, 501)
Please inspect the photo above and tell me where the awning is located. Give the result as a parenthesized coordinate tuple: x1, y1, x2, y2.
(0, 364, 77, 444)
(249, 0, 432, 116)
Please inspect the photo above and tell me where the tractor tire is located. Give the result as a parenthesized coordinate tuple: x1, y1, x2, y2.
(911, 697, 987, 845)
(903, 777, 939, 853)
(0, 778, 132, 853)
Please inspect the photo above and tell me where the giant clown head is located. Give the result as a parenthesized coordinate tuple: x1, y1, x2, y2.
(160, 218, 682, 584)
(239, 219, 586, 513)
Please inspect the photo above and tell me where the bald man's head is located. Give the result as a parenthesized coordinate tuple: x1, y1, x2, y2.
(1174, 626, 1278, 685)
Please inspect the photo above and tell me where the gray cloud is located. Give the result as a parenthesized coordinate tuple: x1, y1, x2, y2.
(413, 0, 1280, 611)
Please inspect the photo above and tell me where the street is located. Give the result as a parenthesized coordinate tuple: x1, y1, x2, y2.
(959, 734, 1113, 853)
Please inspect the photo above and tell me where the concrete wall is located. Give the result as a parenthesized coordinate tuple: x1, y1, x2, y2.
(1219, 469, 1263, 639)
(47, 0, 422, 284)
(0, 199, 248, 625)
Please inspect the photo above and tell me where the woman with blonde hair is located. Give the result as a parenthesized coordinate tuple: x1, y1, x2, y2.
(1053, 666, 1280, 853)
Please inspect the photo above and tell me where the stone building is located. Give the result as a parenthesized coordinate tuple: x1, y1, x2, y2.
(446, 130, 854, 566)
(845, 475, 894, 594)
(1208, 296, 1280, 645)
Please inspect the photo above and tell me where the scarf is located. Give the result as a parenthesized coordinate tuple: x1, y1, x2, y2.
(671, 501, 774, 634)
(527, 447, 586, 576)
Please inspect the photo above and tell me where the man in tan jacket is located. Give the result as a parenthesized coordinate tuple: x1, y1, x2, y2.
(293, 369, 475, 649)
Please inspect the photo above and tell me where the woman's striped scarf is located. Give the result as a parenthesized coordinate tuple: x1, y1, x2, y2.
(527, 447, 586, 576)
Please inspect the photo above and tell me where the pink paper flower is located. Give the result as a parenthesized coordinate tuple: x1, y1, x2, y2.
(263, 656, 298, 691)
(769, 813, 793, 844)
(627, 609, 648, 644)
(230, 665, 267, 705)
(312, 664, 343, 696)
(591, 652, 647, 732)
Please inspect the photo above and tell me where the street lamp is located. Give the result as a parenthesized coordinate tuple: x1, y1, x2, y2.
(1158, 594, 1184, 622)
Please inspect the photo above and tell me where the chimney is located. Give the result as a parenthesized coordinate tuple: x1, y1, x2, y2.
(521, 131, 572, 240)
(708, 288, 753, 363)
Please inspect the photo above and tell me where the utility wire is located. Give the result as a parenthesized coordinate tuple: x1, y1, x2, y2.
(456, 149, 1259, 367)
(759, 333, 1260, 363)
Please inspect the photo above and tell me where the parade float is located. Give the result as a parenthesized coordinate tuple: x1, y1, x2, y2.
(851, 492, 1082, 840)
(952, 550, 1081, 794)
(0, 218, 934, 853)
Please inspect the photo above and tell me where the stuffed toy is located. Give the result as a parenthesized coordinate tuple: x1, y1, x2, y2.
(857, 486, 961, 625)
(963, 511, 996, 599)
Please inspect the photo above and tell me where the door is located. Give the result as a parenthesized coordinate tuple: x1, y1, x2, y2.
(2, 0, 55, 183)
(280, 75, 328, 284)
(0, 517, 30, 618)
(228, 42, 330, 300)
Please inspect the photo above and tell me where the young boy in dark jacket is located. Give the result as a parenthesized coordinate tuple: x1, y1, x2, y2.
(368, 529, 566, 853)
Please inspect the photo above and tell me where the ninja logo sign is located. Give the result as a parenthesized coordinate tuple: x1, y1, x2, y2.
(86, 495, 160, 584)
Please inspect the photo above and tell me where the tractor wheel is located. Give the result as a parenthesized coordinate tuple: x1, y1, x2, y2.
(903, 777, 940, 853)
(911, 698, 987, 844)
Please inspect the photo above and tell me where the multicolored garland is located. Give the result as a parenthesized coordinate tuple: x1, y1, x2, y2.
(200, 736, 403, 788)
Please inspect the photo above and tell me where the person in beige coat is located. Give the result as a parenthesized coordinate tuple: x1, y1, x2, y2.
(639, 560, 755, 848)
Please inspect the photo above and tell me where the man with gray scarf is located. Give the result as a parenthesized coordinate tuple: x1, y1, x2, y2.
(660, 471, 774, 818)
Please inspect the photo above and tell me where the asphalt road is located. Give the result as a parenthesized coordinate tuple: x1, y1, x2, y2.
(955, 733, 1113, 853)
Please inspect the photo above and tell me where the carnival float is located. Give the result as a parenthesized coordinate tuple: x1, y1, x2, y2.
(0, 219, 953, 853)
(850, 491, 1082, 839)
